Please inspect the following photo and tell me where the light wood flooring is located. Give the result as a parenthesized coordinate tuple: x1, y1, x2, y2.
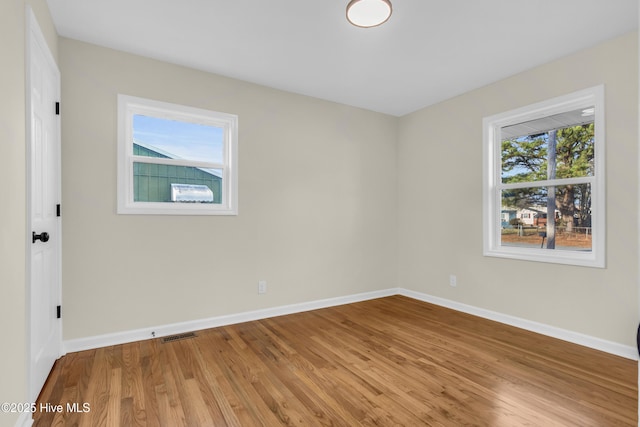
(34, 296, 637, 426)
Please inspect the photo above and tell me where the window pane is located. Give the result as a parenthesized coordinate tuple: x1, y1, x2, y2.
(132, 115, 224, 164)
(501, 108, 595, 183)
(501, 184, 592, 252)
(134, 162, 222, 204)
(501, 135, 548, 183)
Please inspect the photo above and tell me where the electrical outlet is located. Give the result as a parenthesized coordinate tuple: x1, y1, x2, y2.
(258, 280, 267, 294)
(449, 275, 457, 287)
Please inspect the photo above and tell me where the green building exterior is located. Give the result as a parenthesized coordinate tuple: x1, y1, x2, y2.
(133, 143, 222, 203)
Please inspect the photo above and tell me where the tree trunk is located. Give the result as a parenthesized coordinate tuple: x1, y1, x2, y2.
(559, 185, 574, 232)
(546, 130, 556, 249)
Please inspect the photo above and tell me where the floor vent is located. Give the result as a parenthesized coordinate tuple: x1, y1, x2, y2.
(160, 332, 197, 343)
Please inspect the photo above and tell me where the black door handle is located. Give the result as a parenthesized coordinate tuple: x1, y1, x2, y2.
(32, 231, 50, 243)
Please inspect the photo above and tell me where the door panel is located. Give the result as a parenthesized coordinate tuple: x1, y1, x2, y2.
(28, 9, 61, 402)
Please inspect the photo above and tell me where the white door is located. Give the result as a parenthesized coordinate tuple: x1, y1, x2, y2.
(27, 9, 62, 402)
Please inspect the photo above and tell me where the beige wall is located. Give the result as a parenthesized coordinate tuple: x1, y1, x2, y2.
(59, 32, 639, 347)
(0, 3, 27, 426)
(59, 38, 398, 340)
(398, 32, 639, 346)
(0, 1, 57, 426)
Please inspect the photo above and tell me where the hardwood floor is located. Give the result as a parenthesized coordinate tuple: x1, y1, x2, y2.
(34, 296, 637, 426)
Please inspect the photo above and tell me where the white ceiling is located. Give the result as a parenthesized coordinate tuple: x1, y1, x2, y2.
(46, 0, 638, 116)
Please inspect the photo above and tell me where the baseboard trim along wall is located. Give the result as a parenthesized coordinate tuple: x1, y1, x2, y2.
(63, 288, 638, 360)
(62, 288, 398, 354)
(397, 289, 638, 360)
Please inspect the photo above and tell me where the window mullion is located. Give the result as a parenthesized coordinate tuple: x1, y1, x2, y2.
(498, 176, 594, 191)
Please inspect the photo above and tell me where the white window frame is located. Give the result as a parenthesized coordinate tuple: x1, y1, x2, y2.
(482, 85, 605, 268)
(117, 95, 238, 215)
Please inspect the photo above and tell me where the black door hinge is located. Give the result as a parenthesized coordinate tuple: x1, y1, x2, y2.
(56, 204, 61, 217)
(56, 305, 61, 319)
(55, 102, 60, 115)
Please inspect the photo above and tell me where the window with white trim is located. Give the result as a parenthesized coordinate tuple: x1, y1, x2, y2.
(483, 85, 605, 267)
(117, 95, 238, 215)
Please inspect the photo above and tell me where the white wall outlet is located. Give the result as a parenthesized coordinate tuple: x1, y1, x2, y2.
(449, 275, 457, 287)
(258, 280, 267, 294)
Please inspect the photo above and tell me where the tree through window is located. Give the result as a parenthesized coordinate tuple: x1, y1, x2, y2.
(483, 86, 604, 267)
(501, 119, 594, 250)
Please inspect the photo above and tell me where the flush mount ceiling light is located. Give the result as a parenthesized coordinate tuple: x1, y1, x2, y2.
(346, 0, 392, 28)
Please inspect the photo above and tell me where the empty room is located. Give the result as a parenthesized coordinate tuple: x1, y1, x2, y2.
(2, 0, 639, 426)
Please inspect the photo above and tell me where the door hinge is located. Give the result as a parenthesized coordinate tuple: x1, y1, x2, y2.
(55, 102, 60, 115)
(56, 305, 61, 319)
(56, 204, 61, 217)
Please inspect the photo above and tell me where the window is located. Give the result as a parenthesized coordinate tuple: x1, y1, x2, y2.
(483, 85, 604, 267)
(117, 95, 238, 215)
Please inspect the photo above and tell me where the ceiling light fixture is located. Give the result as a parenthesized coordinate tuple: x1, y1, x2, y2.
(346, 0, 392, 28)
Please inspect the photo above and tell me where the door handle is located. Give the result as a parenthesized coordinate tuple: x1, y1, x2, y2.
(32, 231, 50, 243)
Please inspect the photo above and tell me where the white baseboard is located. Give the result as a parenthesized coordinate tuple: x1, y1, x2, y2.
(63, 288, 398, 354)
(63, 287, 637, 361)
(398, 288, 638, 360)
